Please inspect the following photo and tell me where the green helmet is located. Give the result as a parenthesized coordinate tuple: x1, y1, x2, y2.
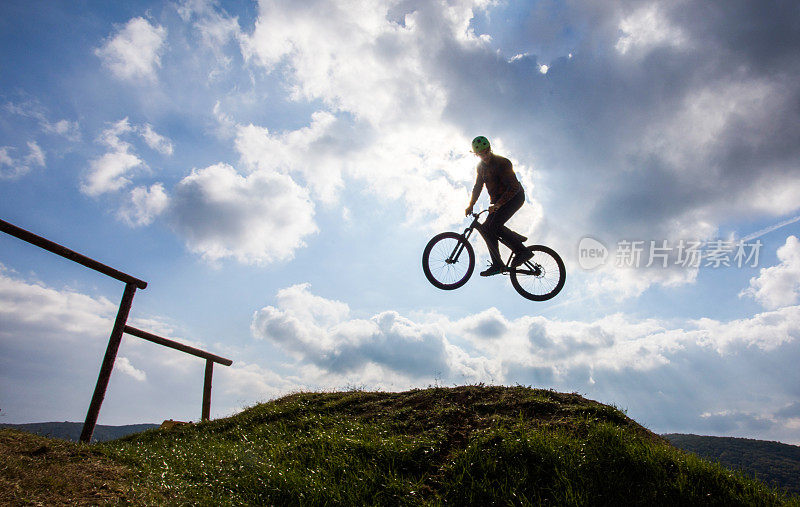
(471, 136, 490, 153)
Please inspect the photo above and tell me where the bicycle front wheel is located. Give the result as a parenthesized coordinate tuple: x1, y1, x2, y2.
(510, 245, 566, 301)
(422, 232, 475, 290)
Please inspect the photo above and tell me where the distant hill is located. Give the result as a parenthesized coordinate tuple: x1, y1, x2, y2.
(664, 433, 800, 495)
(0, 422, 158, 442)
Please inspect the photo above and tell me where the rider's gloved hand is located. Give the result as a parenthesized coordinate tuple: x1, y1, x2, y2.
(465, 205, 473, 216)
(488, 204, 498, 214)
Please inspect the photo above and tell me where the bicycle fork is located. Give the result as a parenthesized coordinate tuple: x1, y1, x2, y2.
(447, 227, 474, 264)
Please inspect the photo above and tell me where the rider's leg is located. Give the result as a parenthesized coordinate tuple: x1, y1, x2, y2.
(481, 191, 527, 261)
(498, 224, 526, 254)
(476, 225, 503, 266)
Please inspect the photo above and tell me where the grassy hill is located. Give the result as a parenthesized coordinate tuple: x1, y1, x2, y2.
(0, 427, 161, 505)
(664, 433, 800, 496)
(3, 385, 799, 505)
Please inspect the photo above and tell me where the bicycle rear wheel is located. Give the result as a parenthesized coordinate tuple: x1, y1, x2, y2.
(422, 232, 475, 290)
(510, 245, 566, 301)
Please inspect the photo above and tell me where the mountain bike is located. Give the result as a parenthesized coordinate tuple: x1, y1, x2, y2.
(422, 210, 566, 301)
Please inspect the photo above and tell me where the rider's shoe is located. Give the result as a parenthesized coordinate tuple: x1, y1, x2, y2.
(480, 264, 505, 277)
(511, 250, 533, 267)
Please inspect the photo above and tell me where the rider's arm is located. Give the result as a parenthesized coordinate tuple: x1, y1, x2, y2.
(468, 165, 484, 209)
(492, 159, 521, 208)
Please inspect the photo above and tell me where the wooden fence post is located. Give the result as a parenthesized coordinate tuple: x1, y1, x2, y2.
(202, 359, 213, 421)
(79, 282, 137, 443)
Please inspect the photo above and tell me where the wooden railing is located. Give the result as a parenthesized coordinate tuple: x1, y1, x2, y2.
(0, 218, 233, 443)
(124, 326, 233, 421)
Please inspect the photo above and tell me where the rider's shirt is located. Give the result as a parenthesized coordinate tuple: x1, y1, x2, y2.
(470, 154, 523, 208)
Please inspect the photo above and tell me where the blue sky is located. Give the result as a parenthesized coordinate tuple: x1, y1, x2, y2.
(2, 0, 800, 444)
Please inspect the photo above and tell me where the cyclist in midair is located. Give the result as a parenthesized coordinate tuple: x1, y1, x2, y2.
(464, 136, 533, 276)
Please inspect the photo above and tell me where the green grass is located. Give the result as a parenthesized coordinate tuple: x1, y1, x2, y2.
(97, 385, 799, 505)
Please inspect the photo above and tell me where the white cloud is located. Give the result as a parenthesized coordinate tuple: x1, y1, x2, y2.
(194, 6, 240, 48)
(234, 111, 344, 203)
(615, 3, 689, 55)
(177, 0, 242, 76)
(230, 109, 477, 231)
(0, 147, 13, 170)
(212, 101, 236, 139)
(168, 163, 317, 265)
(241, 1, 449, 124)
(251, 283, 496, 382)
(117, 356, 147, 382)
(642, 79, 783, 212)
(43, 119, 82, 142)
(252, 284, 800, 381)
(452, 307, 509, 340)
(25, 141, 45, 167)
(82, 150, 142, 195)
(4, 100, 82, 142)
(118, 183, 169, 226)
(178, 0, 240, 43)
(82, 119, 142, 196)
(741, 236, 800, 309)
(0, 267, 116, 342)
(95, 17, 167, 82)
(138, 124, 174, 156)
(177, 0, 212, 20)
(691, 305, 800, 353)
(238, 0, 495, 232)
(0, 141, 45, 179)
(585, 261, 700, 302)
(82, 119, 175, 197)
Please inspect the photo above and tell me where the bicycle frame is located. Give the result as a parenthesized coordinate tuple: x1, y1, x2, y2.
(448, 211, 538, 275)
